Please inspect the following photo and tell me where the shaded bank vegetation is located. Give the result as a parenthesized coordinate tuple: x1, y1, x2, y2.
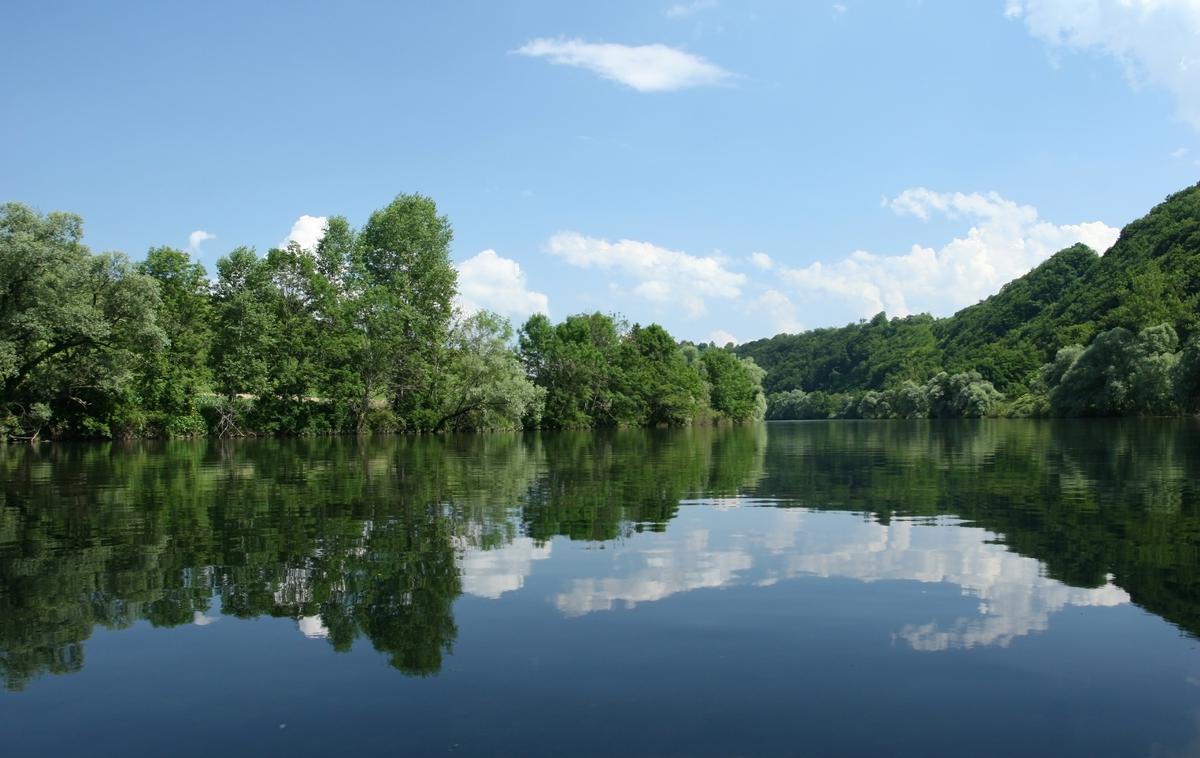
(740, 183, 1200, 419)
(0, 197, 764, 440)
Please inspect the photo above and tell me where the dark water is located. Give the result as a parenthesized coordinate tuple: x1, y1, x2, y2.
(2, 421, 1200, 757)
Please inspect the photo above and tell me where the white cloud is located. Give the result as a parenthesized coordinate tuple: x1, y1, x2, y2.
(547, 231, 746, 316)
(281, 214, 327, 251)
(456, 249, 550, 320)
(515, 38, 732, 92)
(188, 230, 214, 252)
(666, 0, 717, 18)
(748, 288, 805, 334)
(1006, 0, 1200, 129)
(780, 189, 1120, 319)
(297, 616, 329, 639)
(709, 329, 740, 346)
(1171, 147, 1190, 159)
(191, 611, 218, 626)
(748, 251, 773, 270)
(552, 505, 1127, 649)
(832, 3, 848, 13)
(458, 537, 552, 599)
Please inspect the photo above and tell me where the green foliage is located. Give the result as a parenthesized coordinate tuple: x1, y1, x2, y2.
(1046, 324, 1182, 417)
(701, 350, 766, 421)
(0, 203, 165, 438)
(3, 194, 750, 440)
(1176, 336, 1200, 414)
(137, 247, 213, 435)
(742, 183, 1200, 416)
(431, 311, 544, 431)
(766, 372, 1000, 420)
(518, 314, 764, 429)
(357, 194, 457, 429)
(211, 247, 276, 401)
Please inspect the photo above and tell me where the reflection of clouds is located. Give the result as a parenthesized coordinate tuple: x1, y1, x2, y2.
(192, 611, 219, 626)
(550, 506, 1129, 649)
(773, 514, 1128, 650)
(297, 615, 329, 639)
(458, 537, 552, 599)
(556, 528, 753, 616)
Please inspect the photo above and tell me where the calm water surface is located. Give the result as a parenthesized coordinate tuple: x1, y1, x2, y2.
(2, 420, 1199, 756)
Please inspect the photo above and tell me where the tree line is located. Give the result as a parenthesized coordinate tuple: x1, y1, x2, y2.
(742, 183, 1200, 418)
(0, 198, 766, 440)
(766, 321, 1200, 420)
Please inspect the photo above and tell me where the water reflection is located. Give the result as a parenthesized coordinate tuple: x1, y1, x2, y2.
(552, 507, 1129, 650)
(0, 419, 1197, 691)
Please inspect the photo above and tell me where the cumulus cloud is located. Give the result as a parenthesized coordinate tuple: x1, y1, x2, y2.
(1006, 0, 1200, 129)
(281, 214, 328, 251)
(456, 249, 550, 320)
(748, 251, 773, 270)
(188, 230, 214, 252)
(781, 189, 1119, 319)
(709, 329, 740, 346)
(666, 0, 717, 18)
(547, 231, 746, 316)
(515, 38, 732, 92)
(748, 288, 805, 334)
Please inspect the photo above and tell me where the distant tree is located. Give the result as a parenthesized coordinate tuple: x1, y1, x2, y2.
(1047, 324, 1181, 416)
(1175, 335, 1200, 415)
(925, 371, 1003, 418)
(701, 349, 766, 421)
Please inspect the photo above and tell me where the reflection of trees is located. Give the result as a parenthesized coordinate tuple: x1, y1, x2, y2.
(519, 424, 767, 542)
(10, 420, 1193, 689)
(756, 419, 1200, 639)
(0, 425, 767, 689)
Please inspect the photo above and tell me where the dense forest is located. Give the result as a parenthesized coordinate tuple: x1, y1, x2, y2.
(738, 183, 1200, 419)
(0, 196, 765, 440)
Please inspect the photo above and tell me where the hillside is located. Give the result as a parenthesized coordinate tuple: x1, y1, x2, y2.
(738, 183, 1200, 397)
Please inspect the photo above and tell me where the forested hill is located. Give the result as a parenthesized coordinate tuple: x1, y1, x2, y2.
(737, 183, 1200, 398)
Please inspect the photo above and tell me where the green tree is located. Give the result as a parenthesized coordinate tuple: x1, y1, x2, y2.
(701, 349, 766, 421)
(210, 248, 275, 433)
(1176, 335, 1200, 414)
(620, 323, 706, 426)
(137, 246, 212, 436)
(0, 203, 164, 438)
(355, 194, 457, 430)
(431, 311, 544, 431)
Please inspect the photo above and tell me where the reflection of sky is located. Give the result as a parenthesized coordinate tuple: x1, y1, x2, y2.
(290, 503, 1130, 650)
(522, 504, 1129, 650)
(457, 536, 552, 600)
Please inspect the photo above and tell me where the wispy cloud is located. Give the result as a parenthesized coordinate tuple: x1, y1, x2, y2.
(1006, 0, 1200, 130)
(515, 38, 732, 92)
(547, 232, 745, 316)
(666, 0, 717, 18)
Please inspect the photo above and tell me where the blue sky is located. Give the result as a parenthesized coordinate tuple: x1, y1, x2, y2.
(3, 0, 1199, 343)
